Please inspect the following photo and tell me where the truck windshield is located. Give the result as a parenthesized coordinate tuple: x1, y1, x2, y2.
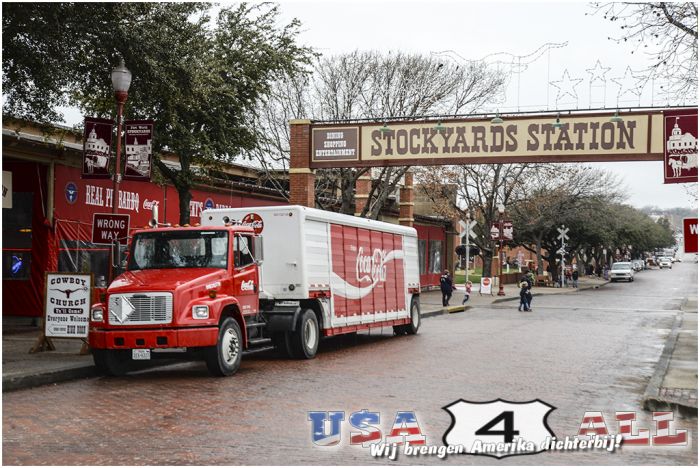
(128, 230, 228, 270)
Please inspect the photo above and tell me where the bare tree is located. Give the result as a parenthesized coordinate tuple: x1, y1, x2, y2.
(590, 2, 698, 97)
(415, 163, 534, 277)
(249, 50, 506, 217)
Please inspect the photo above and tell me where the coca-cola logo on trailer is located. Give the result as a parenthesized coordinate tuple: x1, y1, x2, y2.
(356, 247, 388, 284)
(232, 213, 264, 234)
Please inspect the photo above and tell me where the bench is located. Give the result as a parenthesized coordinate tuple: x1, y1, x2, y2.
(536, 274, 553, 287)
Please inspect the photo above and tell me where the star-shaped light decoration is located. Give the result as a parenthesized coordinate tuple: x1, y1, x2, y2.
(585, 60, 611, 84)
(611, 66, 647, 101)
(550, 70, 583, 103)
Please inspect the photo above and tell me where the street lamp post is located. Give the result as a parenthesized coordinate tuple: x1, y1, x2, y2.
(497, 203, 506, 296)
(110, 58, 132, 214)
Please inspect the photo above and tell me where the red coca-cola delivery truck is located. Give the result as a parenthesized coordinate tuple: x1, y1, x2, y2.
(89, 206, 421, 376)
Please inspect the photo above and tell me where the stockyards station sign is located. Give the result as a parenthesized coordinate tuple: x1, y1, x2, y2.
(309, 108, 698, 170)
(44, 273, 92, 338)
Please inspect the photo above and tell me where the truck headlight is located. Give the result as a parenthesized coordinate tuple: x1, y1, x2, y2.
(192, 305, 209, 319)
(91, 305, 104, 322)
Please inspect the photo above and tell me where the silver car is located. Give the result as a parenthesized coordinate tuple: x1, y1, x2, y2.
(610, 262, 634, 282)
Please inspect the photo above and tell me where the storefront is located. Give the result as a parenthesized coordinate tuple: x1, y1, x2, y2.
(2, 121, 452, 317)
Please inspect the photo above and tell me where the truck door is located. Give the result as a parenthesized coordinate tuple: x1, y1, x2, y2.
(233, 234, 258, 315)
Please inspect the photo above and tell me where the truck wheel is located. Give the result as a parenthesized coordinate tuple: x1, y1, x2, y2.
(205, 317, 243, 376)
(93, 349, 131, 376)
(394, 297, 421, 335)
(290, 309, 319, 359)
(405, 297, 421, 335)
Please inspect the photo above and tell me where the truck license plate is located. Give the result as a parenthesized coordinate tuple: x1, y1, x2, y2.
(132, 349, 151, 360)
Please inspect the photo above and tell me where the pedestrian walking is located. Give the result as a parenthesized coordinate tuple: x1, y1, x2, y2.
(518, 281, 531, 311)
(462, 280, 473, 305)
(440, 270, 454, 307)
(521, 270, 534, 310)
(564, 268, 572, 287)
(572, 269, 579, 288)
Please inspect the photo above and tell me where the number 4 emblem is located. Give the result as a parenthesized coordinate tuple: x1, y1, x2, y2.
(443, 399, 556, 459)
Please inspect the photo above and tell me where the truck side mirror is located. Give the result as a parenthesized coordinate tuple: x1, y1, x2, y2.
(253, 236, 264, 265)
(111, 241, 121, 268)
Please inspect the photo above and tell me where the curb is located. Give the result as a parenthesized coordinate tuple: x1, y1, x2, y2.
(3, 365, 98, 393)
(422, 305, 467, 318)
(641, 312, 698, 416)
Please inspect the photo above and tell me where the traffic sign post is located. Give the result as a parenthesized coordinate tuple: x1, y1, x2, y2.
(460, 218, 477, 280)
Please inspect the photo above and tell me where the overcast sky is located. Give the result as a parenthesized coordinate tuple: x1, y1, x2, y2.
(270, 0, 697, 209)
(59, 0, 697, 209)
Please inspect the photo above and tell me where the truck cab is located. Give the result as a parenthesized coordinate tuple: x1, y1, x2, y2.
(89, 224, 266, 376)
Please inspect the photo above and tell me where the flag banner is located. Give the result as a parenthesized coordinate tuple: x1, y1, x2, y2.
(123, 120, 154, 181)
(82, 117, 113, 179)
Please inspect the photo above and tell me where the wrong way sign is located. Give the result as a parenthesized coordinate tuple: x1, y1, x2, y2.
(683, 218, 698, 254)
(92, 213, 130, 245)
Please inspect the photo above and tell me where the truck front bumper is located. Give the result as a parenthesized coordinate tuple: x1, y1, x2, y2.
(90, 327, 219, 349)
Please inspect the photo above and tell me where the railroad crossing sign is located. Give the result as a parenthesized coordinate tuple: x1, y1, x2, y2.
(460, 219, 477, 240)
(556, 247, 567, 255)
(557, 225, 569, 243)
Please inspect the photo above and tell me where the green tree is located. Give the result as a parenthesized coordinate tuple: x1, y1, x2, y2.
(3, 2, 314, 223)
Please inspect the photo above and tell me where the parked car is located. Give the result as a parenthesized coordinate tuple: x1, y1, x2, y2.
(610, 262, 634, 282)
(658, 257, 672, 269)
(631, 260, 644, 272)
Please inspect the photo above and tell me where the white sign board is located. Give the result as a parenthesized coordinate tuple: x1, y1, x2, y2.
(45, 273, 92, 338)
(2, 171, 12, 209)
(479, 277, 493, 295)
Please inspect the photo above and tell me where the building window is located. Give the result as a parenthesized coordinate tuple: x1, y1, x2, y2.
(418, 239, 427, 275)
(429, 240, 443, 274)
(2, 192, 33, 280)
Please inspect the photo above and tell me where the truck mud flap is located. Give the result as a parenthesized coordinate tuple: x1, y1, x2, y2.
(262, 305, 302, 333)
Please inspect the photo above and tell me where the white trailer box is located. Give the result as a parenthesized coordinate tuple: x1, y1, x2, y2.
(202, 206, 420, 329)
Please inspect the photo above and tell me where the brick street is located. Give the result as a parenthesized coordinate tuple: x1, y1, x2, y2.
(3, 262, 697, 465)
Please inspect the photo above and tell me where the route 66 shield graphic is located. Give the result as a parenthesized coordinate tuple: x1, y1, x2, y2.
(442, 399, 556, 459)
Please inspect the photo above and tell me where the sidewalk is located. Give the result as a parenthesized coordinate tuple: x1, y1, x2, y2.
(3, 277, 606, 392)
(643, 298, 698, 416)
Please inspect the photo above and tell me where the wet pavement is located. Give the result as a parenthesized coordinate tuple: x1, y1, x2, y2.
(3, 262, 697, 465)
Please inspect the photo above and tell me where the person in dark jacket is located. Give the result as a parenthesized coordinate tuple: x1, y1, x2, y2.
(439, 270, 454, 306)
(572, 269, 579, 288)
(518, 281, 531, 311)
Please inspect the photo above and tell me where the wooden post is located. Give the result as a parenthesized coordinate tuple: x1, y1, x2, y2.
(289, 119, 315, 207)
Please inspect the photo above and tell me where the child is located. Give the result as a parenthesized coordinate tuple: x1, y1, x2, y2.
(462, 281, 473, 305)
(518, 281, 530, 312)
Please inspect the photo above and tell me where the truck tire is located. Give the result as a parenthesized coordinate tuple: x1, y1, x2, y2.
(290, 309, 319, 359)
(93, 349, 131, 376)
(205, 317, 243, 376)
(394, 297, 420, 335)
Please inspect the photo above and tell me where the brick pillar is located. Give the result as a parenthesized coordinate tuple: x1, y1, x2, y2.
(354, 173, 372, 216)
(289, 119, 315, 207)
(398, 171, 414, 227)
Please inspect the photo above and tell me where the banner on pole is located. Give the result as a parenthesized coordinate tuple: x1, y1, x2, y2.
(82, 117, 113, 179)
(123, 120, 154, 181)
(663, 109, 698, 184)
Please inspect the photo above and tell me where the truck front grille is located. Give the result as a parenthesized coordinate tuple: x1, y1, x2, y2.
(108, 293, 173, 325)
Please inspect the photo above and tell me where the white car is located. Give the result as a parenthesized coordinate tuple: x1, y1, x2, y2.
(610, 262, 634, 282)
(658, 257, 672, 269)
